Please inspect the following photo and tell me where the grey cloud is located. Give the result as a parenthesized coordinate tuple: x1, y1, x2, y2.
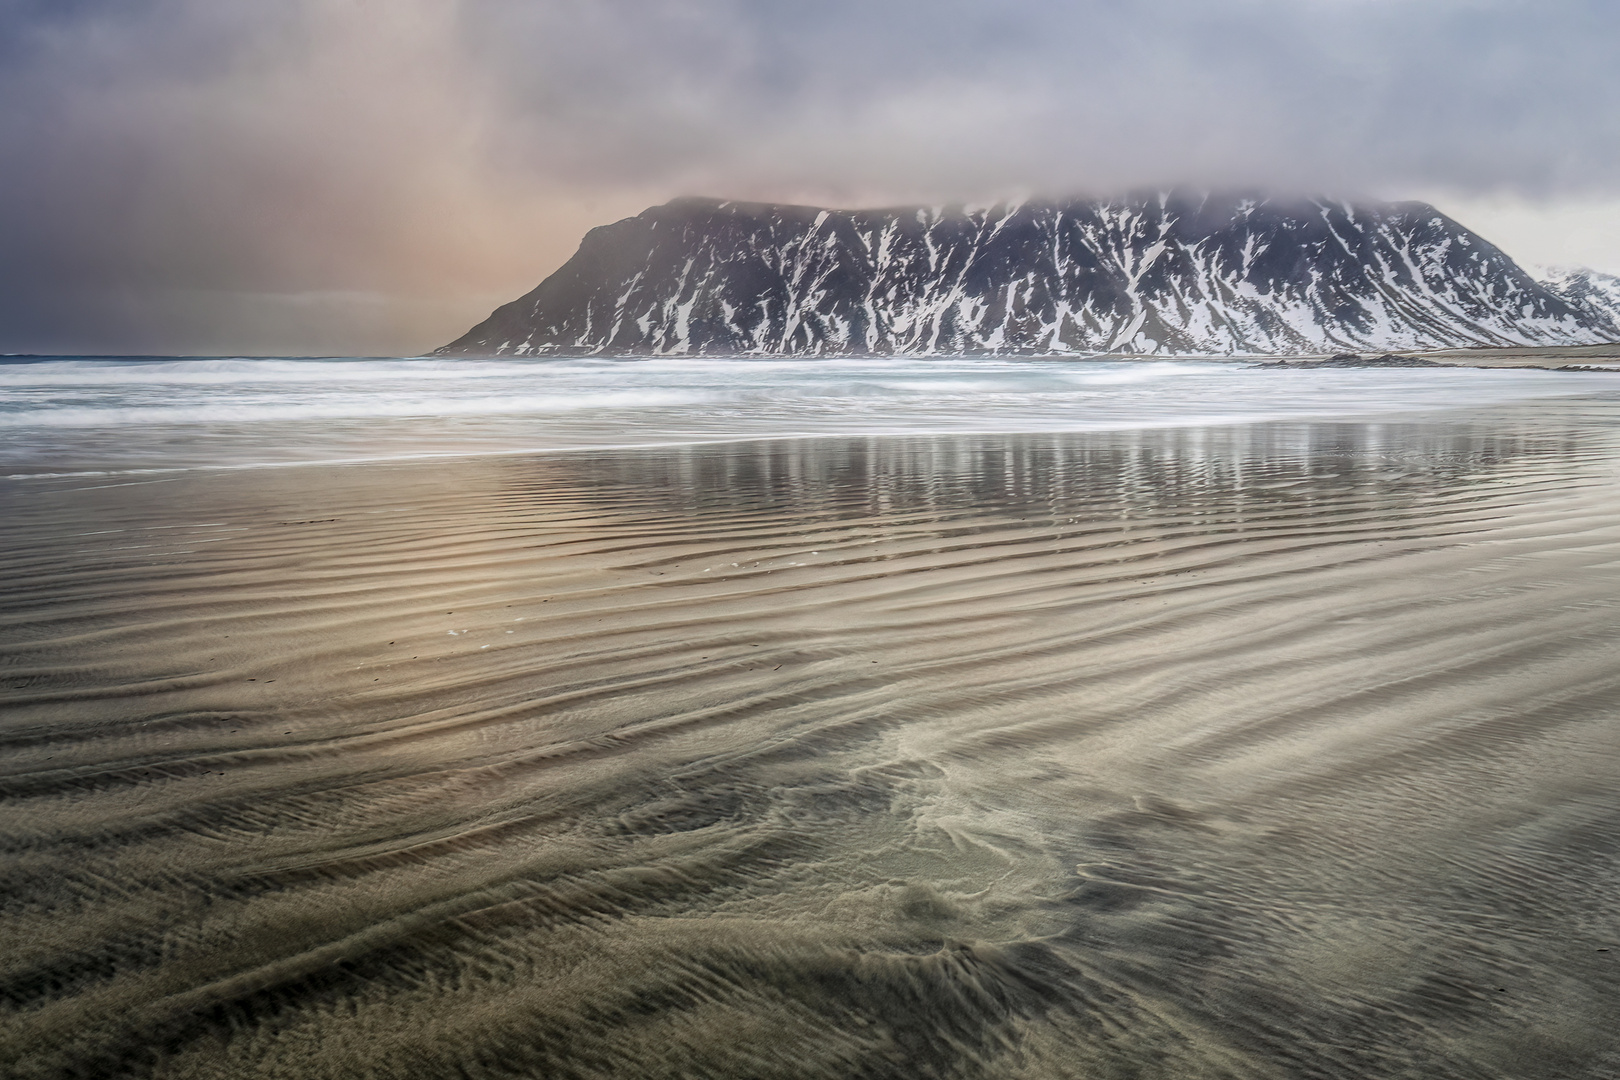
(464, 0, 1620, 197)
(0, 0, 1615, 354)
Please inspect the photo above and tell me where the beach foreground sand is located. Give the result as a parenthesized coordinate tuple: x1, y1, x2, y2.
(3, 407, 1620, 1078)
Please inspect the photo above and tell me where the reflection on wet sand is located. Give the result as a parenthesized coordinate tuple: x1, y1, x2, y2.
(3, 411, 1620, 1079)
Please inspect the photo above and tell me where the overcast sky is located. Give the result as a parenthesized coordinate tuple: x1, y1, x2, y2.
(2, 0, 1618, 355)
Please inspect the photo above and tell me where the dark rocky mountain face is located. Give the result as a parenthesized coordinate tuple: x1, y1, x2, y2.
(438, 193, 1619, 357)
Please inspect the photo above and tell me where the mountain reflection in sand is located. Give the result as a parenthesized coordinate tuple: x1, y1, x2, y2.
(4, 412, 1620, 1079)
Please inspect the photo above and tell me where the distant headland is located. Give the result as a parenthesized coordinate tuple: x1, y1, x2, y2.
(437, 192, 1620, 359)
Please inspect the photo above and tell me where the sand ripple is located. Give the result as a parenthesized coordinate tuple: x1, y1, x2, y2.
(3, 413, 1620, 1078)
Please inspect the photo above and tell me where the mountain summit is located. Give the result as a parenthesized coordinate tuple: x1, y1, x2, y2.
(438, 193, 1619, 357)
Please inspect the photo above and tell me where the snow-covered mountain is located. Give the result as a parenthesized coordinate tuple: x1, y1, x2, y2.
(1534, 265, 1620, 337)
(438, 192, 1620, 357)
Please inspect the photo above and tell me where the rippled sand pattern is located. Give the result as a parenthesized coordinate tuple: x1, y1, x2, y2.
(4, 415, 1620, 1079)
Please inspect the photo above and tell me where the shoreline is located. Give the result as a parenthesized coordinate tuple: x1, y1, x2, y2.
(10, 340, 1618, 368)
(1245, 341, 1620, 370)
(9, 392, 1620, 487)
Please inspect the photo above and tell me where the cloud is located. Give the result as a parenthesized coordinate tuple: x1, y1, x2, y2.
(1, 0, 1617, 353)
(0, 0, 654, 353)
(463, 0, 1620, 197)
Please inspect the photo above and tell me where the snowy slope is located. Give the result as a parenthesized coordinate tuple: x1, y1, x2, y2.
(439, 193, 1619, 357)
(1534, 266, 1620, 338)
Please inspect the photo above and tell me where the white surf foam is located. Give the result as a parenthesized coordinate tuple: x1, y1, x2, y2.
(2, 356, 1615, 477)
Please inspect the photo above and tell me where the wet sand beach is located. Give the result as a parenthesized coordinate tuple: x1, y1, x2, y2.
(1239, 342, 1620, 370)
(4, 406, 1620, 1078)
(1408, 342, 1620, 369)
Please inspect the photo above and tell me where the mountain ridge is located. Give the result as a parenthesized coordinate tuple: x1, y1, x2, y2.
(438, 192, 1619, 357)
(1535, 265, 1620, 336)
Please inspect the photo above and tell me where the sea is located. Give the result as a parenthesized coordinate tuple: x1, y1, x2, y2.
(2, 354, 1613, 476)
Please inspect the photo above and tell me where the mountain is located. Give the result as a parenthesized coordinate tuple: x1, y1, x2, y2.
(1534, 265, 1620, 336)
(437, 192, 1620, 357)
